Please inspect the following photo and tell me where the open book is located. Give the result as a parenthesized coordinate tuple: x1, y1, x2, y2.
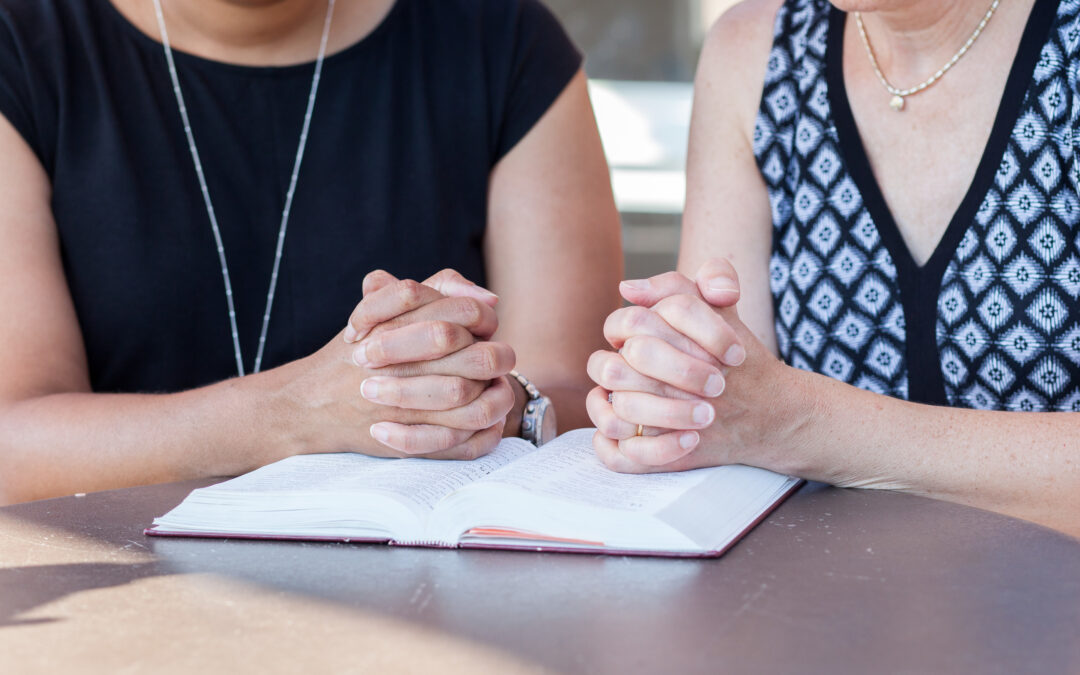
(147, 429, 801, 557)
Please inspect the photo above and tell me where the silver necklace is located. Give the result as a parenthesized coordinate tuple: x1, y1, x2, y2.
(152, 0, 336, 376)
(855, 0, 1000, 111)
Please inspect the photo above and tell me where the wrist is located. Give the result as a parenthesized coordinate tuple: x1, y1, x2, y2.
(503, 374, 526, 438)
(250, 357, 321, 461)
(744, 361, 825, 477)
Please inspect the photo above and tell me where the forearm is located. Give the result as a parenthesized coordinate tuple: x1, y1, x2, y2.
(779, 368, 1080, 535)
(0, 365, 303, 504)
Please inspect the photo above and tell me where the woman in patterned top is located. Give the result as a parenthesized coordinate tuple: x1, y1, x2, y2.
(588, 0, 1080, 535)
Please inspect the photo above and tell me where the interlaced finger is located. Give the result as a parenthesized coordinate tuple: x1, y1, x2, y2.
(353, 320, 474, 369)
(361, 375, 486, 411)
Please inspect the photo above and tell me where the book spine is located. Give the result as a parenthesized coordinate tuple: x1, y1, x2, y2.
(389, 539, 458, 549)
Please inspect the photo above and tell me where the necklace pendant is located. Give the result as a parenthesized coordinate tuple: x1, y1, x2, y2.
(889, 94, 905, 111)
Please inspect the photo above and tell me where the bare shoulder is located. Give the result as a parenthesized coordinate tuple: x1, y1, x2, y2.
(696, 0, 785, 135)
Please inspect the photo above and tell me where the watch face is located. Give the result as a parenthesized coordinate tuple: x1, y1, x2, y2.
(538, 397, 558, 445)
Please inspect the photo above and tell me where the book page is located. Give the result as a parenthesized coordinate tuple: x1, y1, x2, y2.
(216, 438, 537, 511)
(475, 429, 710, 514)
(334, 439, 536, 510)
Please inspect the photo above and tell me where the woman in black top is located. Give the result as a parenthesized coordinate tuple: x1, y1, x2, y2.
(0, 0, 622, 502)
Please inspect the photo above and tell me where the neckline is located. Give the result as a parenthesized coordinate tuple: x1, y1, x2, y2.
(101, 0, 404, 76)
(823, 0, 1061, 405)
(825, 0, 1060, 280)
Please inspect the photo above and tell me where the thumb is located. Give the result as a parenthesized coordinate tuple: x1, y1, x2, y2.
(362, 269, 399, 297)
(423, 268, 499, 307)
(618, 271, 698, 308)
(695, 258, 741, 308)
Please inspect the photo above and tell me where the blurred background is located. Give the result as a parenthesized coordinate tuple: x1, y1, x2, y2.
(545, 0, 739, 279)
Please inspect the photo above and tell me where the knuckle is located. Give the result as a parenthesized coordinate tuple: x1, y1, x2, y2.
(429, 321, 457, 351)
(601, 357, 624, 387)
(470, 345, 498, 375)
(717, 322, 739, 345)
(663, 293, 698, 316)
(621, 336, 650, 364)
(445, 378, 471, 406)
(451, 297, 484, 327)
(472, 343, 508, 376)
(599, 451, 622, 472)
(459, 440, 483, 462)
(623, 306, 652, 332)
(674, 361, 696, 383)
(471, 398, 499, 428)
(599, 414, 623, 438)
(432, 428, 457, 451)
(397, 279, 424, 305)
(362, 269, 390, 292)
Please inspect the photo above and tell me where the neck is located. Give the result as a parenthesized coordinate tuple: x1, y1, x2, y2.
(114, 0, 395, 67)
(853, 0, 999, 87)
(169, 0, 326, 49)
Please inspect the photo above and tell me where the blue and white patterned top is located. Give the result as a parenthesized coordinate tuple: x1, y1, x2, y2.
(755, 0, 1080, 410)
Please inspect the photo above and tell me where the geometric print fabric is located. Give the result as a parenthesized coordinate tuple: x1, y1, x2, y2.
(755, 0, 1080, 411)
(759, 0, 909, 401)
(938, 1, 1080, 412)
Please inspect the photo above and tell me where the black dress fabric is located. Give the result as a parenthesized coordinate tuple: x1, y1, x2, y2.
(756, 0, 1080, 411)
(0, 0, 581, 392)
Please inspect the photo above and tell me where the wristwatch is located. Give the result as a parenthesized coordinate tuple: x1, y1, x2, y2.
(508, 370, 557, 446)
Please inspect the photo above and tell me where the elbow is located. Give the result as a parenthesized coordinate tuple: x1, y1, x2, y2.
(0, 409, 36, 506)
(0, 455, 20, 506)
(0, 453, 46, 507)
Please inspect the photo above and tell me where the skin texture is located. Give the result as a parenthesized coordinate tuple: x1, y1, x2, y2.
(589, 0, 1080, 538)
(0, 0, 622, 504)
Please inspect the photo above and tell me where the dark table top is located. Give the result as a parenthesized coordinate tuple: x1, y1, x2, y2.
(1, 479, 1077, 674)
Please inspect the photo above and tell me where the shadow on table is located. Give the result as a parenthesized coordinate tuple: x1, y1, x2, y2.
(0, 562, 166, 627)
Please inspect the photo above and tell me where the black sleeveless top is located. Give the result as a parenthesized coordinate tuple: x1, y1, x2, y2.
(757, 0, 1080, 411)
(0, 0, 580, 393)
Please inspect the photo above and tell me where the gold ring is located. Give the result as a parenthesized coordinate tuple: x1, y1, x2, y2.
(635, 424, 644, 437)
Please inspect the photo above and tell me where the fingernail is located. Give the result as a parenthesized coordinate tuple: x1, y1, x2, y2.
(360, 378, 380, 401)
(704, 373, 725, 397)
(707, 277, 738, 293)
(479, 288, 499, 301)
(620, 279, 650, 291)
(724, 344, 746, 366)
(370, 424, 390, 444)
(679, 431, 700, 451)
(352, 342, 370, 367)
(692, 402, 714, 426)
(343, 324, 359, 343)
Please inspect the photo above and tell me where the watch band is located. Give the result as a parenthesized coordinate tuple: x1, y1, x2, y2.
(508, 369, 548, 445)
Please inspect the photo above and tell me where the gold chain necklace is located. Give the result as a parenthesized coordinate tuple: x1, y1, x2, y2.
(854, 0, 1001, 111)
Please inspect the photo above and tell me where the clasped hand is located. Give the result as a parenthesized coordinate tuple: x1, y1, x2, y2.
(296, 268, 516, 460)
(587, 259, 792, 474)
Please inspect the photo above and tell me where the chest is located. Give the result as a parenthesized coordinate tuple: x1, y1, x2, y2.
(841, 19, 1022, 267)
(48, 34, 494, 391)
